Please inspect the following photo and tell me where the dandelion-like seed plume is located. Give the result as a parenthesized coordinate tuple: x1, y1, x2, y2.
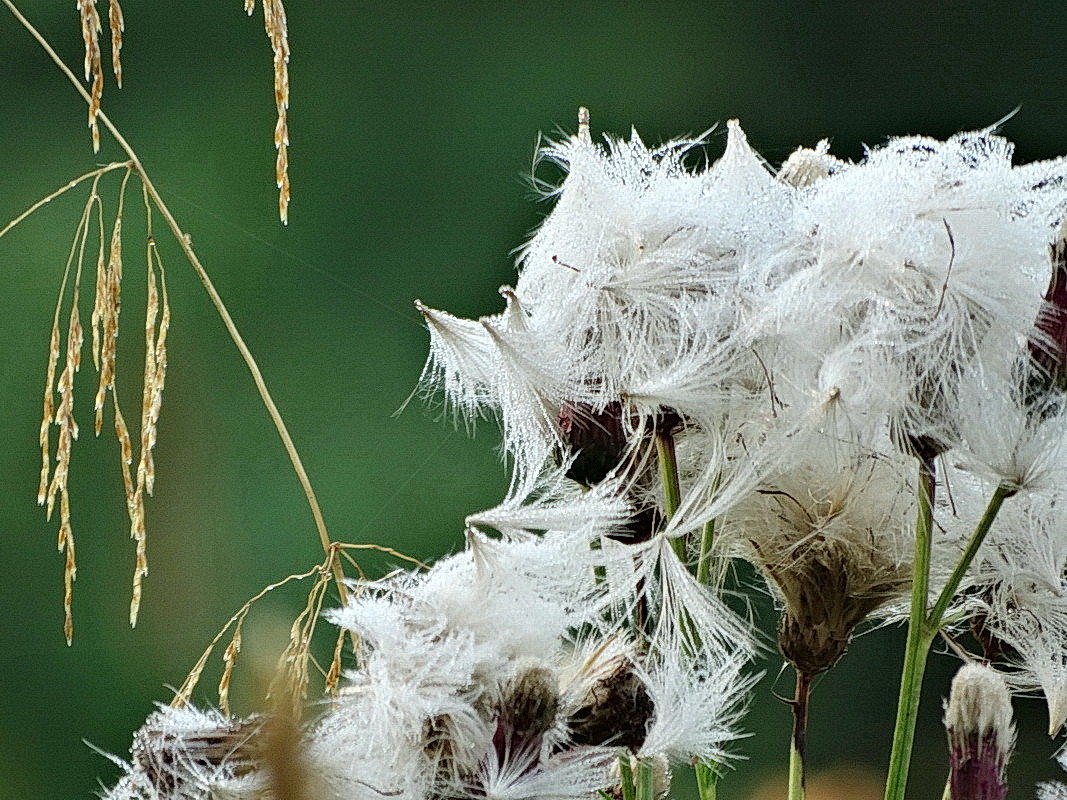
(103, 109, 1067, 800)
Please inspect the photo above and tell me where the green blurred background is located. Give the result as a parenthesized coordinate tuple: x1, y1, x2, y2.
(2, 2, 1067, 797)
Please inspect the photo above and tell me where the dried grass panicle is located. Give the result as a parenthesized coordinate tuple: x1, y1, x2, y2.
(40, 187, 98, 645)
(76, 0, 102, 152)
(269, 566, 334, 718)
(171, 542, 423, 718)
(19, 164, 166, 639)
(172, 556, 337, 715)
(248, 0, 291, 224)
(76, 0, 124, 151)
(107, 0, 123, 87)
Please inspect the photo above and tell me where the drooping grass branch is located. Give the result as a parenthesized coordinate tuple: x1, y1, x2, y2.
(3, 0, 347, 625)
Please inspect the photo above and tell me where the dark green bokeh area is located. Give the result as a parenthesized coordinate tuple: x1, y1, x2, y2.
(3, 2, 1067, 797)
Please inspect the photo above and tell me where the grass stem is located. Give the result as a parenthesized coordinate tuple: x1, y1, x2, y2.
(2, 0, 345, 604)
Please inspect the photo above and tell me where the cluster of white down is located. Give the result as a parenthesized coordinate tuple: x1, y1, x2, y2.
(106, 118, 1067, 798)
(104, 512, 755, 800)
(422, 119, 1067, 732)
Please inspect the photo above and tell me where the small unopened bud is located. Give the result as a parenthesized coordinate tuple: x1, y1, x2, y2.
(944, 663, 1016, 800)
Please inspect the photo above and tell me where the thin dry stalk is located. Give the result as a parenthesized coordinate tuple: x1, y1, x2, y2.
(0, 161, 131, 239)
(259, 695, 312, 800)
(335, 542, 429, 571)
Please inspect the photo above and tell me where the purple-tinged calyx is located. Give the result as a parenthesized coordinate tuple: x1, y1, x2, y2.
(1027, 218, 1067, 403)
(557, 400, 629, 488)
(944, 663, 1015, 800)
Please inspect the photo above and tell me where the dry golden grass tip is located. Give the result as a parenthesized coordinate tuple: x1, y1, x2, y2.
(247, 0, 291, 224)
(76, 0, 123, 152)
(17, 164, 168, 643)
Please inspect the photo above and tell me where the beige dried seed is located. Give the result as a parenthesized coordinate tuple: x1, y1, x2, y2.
(77, 0, 104, 152)
(94, 215, 123, 434)
(219, 623, 244, 715)
(259, 0, 290, 223)
(38, 324, 60, 504)
(108, 0, 124, 87)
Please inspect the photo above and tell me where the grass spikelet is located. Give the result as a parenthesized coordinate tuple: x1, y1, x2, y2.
(219, 620, 244, 715)
(38, 322, 59, 505)
(61, 491, 76, 644)
(248, 0, 290, 224)
(324, 627, 345, 695)
(76, 0, 103, 152)
(93, 183, 126, 434)
(50, 300, 83, 522)
(270, 567, 332, 717)
(107, 0, 123, 87)
(128, 218, 169, 627)
(90, 206, 105, 374)
(172, 561, 330, 710)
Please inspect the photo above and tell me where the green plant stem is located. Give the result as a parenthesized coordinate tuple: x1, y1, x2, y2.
(654, 431, 685, 561)
(695, 517, 716, 585)
(618, 756, 636, 800)
(883, 466, 1014, 800)
(788, 670, 812, 800)
(883, 456, 936, 800)
(635, 760, 655, 800)
(695, 761, 717, 800)
(695, 469, 721, 585)
(926, 484, 1013, 627)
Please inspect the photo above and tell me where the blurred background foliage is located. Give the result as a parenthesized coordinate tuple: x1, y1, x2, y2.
(2, 2, 1067, 798)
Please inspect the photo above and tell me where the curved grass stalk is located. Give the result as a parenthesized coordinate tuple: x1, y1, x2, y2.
(2, 0, 345, 604)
